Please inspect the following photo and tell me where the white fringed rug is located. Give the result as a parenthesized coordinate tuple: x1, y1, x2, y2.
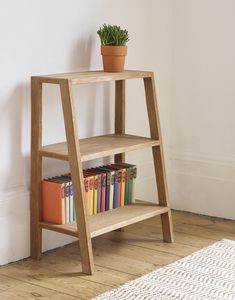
(93, 239, 235, 300)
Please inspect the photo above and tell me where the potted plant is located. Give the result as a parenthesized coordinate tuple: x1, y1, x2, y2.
(97, 24, 129, 72)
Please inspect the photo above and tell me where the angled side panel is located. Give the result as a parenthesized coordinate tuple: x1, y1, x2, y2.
(60, 79, 94, 274)
(144, 75, 174, 243)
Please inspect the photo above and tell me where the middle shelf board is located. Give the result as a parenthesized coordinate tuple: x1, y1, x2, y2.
(39, 201, 169, 238)
(40, 134, 160, 162)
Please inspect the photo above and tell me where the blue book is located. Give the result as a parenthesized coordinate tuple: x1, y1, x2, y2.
(113, 171, 118, 208)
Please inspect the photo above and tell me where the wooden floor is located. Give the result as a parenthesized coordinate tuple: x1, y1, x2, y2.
(0, 211, 235, 300)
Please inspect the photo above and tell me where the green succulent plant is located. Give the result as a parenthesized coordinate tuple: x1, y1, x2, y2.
(97, 24, 129, 46)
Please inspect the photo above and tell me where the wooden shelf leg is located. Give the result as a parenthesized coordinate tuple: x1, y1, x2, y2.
(143, 75, 174, 243)
(114, 80, 125, 163)
(114, 80, 125, 232)
(60, 79, 94, 275)
(31, 78, 43, 259)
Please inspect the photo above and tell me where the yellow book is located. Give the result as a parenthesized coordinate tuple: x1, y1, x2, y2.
(84, 176, 90, 215)
(120, 169, 126, 207)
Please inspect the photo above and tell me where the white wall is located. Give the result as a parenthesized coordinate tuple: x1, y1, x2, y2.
(169, 0, 235, 220)
(2, 0, 234, 266)
(0, 0, 172, 265)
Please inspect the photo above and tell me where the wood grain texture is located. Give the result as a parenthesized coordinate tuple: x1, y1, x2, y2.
(30, 77, 43, 259)
(59, 79, 94, 275)
(144, 75, 174, 243)
(1, 211, 235, 300)
(39, 201, 170, 238)
(114, 80, 126, 163)
(40, 134, 159, 161)
(32, 70, 153, 85)
(0, 274, 78, 300)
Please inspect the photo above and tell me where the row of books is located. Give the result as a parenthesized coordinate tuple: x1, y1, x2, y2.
(42, 163, 137, 225)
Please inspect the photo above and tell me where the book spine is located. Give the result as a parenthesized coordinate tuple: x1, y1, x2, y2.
(128, 168, 133, 204)
(131, 167, 137, 203)
(69, 181, 74, 222)
(120, 169, 126, 207)
(105, 172, 110, 211)
(100, 173, 106, 212)
(84, 177, 90, 215)
(89, 176, 94, 215)
(117, 170, 122, 207)
(93, 175, 98, 214)
(109, 172, 115, 209)
(97, 175, 101, 213)
(125, 169, 129, 205)
(113, 171, 118, 209)
(70, 184, 76, 221)
(61, 183, 66, 224)
(65, 183, 70, 223)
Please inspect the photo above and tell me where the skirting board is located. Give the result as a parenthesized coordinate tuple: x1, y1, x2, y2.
(169, 151, 235, 220)
(0, 186, 76, 265)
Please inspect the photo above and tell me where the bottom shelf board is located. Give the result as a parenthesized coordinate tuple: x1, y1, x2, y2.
(39, 201, 170, 238)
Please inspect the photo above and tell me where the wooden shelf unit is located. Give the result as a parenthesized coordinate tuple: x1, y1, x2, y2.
(31, 70, 174, 275)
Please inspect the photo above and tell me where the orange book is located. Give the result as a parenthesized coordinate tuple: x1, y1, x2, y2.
(42, 180, 65, 224)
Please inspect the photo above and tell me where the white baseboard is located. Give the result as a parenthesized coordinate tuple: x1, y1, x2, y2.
(0, 187, 30, 265)
(169, 151, 235, 220)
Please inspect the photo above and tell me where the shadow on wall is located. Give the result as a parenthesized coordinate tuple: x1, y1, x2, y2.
(69, 35, 94, 70)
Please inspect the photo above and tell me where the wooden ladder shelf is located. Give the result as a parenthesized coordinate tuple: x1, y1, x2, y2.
(31, 70, 174, 275)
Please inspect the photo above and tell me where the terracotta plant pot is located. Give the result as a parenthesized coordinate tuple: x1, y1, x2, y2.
(101, 45, 127, 72)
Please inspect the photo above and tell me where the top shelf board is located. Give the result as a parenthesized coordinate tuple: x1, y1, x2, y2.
(32, 70, 153, 85)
